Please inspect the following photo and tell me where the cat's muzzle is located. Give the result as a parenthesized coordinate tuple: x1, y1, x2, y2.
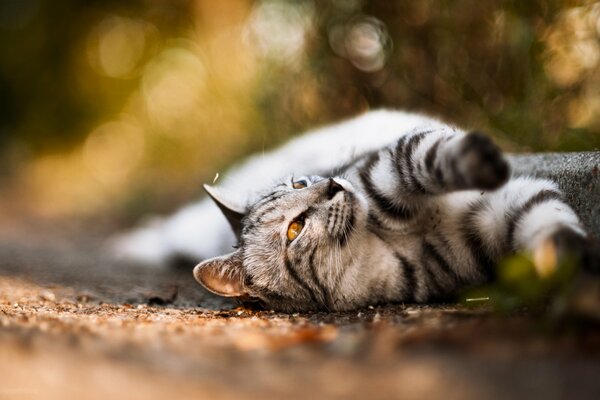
(328, 178, 345, 199)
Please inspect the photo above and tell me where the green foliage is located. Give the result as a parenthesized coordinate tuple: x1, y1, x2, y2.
(462, 252, 578, 315)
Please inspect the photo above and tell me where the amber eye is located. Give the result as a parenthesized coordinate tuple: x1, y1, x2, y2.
(287, 220, 304, 242)
(292, 179, 308, 189)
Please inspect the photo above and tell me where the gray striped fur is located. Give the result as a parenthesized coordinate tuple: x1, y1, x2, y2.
(193, 124, 586, 312)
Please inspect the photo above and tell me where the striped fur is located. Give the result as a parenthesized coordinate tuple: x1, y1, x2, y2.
(113, 110, 588, 312)
(193, 127, 585, 311)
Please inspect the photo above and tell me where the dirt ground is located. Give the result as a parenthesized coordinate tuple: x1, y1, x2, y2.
(1, 225, 600, 400)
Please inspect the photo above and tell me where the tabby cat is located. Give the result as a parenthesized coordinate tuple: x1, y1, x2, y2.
(114, 110, 593, 312)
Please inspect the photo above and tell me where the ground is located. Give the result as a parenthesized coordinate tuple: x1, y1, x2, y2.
(1, 226, 599, 400)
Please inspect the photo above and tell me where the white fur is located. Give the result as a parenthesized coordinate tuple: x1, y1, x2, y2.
(112, 110, 446, 263)
(515, 200, 582, 250)
(371, 150, 397, 198)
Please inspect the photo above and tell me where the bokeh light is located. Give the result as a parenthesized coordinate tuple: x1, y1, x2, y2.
(544, 4, 600, 87)
(244, 0, 315, 66)
(0, 0, 598, 223)
(83, 119, 145, 186)
(87, 16, 156, 80)
(142, 46, 207, 132)
(329, 16, 391, 72)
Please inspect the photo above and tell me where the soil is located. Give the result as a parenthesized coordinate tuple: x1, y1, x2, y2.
(1, 226, 600, 400)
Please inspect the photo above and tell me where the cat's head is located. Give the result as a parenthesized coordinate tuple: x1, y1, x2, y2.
(193, 175, 369, 312)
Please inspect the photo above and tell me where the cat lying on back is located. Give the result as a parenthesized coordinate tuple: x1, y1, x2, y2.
(114, 110, 596, 312)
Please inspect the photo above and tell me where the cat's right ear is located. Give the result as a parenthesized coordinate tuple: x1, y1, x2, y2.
(193, 250, 247, 297)
(203, 184, 247, 238)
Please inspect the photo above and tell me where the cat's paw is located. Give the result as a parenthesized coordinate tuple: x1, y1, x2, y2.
(534, 228, 600, 320)
(534, 228, 600, 276)
(457, 131, 510, 190)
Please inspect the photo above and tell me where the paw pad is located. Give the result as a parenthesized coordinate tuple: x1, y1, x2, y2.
(460, 132, 510, 190)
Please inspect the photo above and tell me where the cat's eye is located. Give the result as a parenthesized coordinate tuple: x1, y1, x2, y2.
(292, 179, 308, 189)
(287, 220, 304, 242)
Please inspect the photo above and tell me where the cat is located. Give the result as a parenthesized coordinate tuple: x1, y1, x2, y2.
(113, 110, 595, 312)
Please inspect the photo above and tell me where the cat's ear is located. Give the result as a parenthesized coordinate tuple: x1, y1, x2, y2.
(203, 184, 247, 238)
(193, 250, 246, 297)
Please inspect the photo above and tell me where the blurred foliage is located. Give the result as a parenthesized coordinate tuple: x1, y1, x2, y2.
(0, 0, 599, 221)
(462, 252, 578, 315)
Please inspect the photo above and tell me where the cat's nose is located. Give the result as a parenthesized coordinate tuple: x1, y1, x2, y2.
(327, 178, 344, 199)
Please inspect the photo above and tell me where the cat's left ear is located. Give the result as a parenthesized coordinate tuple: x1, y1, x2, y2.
(193, 250, 247, 297)
(203, 184, 247, 238)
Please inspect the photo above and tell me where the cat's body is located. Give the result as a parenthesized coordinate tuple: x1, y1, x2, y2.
(114, 110, 590, 312)
(114, 110, 436, 263)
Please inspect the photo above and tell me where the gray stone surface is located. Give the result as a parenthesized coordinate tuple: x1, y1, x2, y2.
(508, 152, 600, 238)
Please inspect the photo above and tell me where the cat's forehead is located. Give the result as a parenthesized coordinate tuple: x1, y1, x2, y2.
(240, 188, 291, 239)
(248, 175, 324, 213)
(240, 176, 322, 241)
(249, 186, 292, 216)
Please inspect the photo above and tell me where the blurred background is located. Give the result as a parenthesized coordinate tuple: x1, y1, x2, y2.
(0, 0, 599, 229)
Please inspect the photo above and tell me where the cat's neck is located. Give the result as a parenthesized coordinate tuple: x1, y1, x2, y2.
(334, 233, 401, 309)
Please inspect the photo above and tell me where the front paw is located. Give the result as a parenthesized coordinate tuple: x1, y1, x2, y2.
(535, 228, 600, 320)
(536, 228, 600, 276)
(458, 131, 510, 190)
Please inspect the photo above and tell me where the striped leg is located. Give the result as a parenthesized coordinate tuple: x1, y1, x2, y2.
(507, 184, 599, 275)
(460, 177, 589, 279)
(408, 130, 510, 194)
(354, 128, 510, 221)
(507, 182, 583, 254)
(503, 180, 600, 300)
(362, 128, 509, 194)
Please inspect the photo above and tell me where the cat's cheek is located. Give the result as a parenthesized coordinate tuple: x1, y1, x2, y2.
(353, 192, 370, 224)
